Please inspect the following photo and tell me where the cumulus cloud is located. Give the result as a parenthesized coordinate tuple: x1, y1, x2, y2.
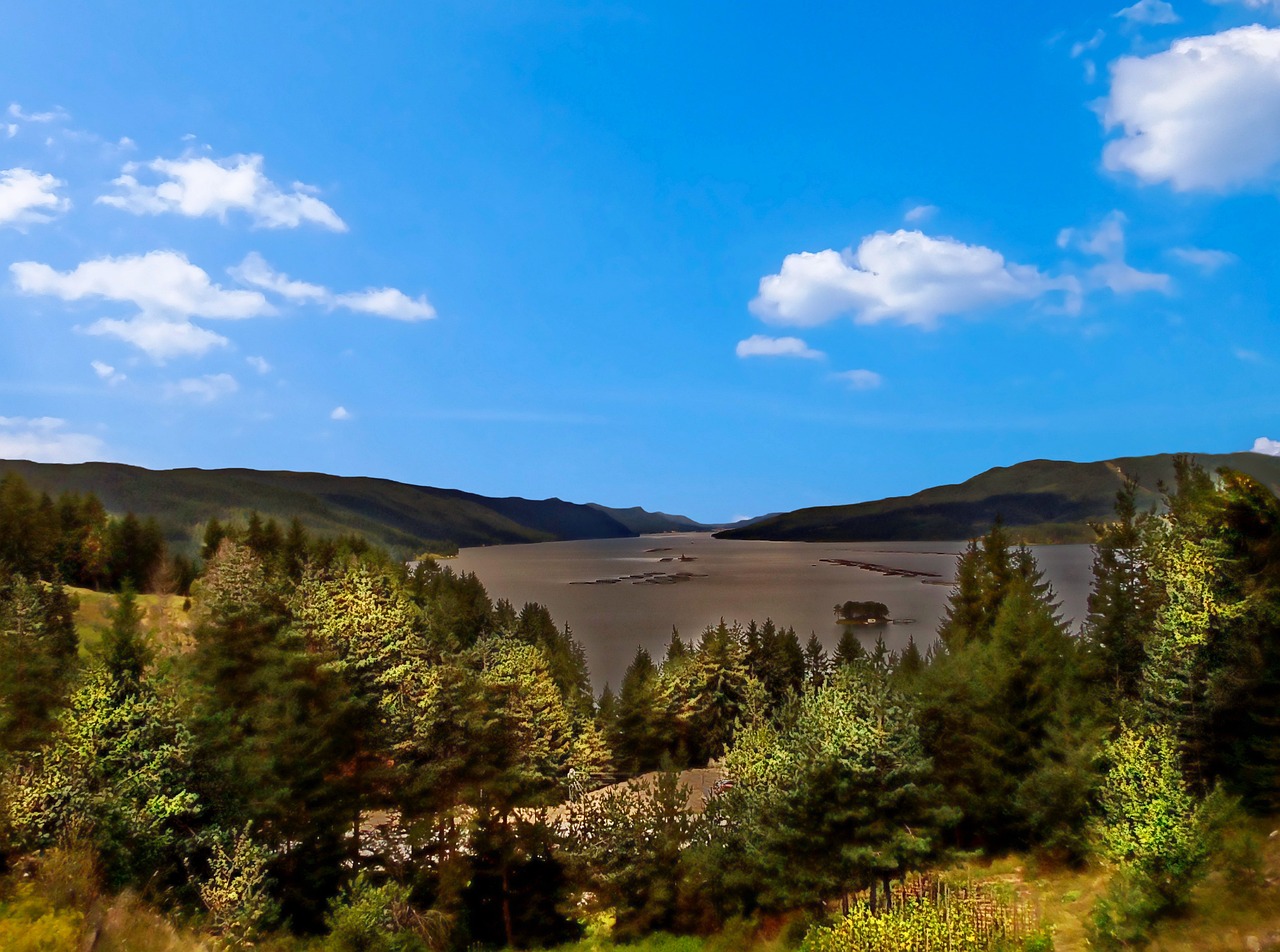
(751, 229, 1077, 328)
(0, 416, 102, 463)
(837, 369, 883, 390)
(90, 360, 126, 385)
(86, 317, 229, 359)
(330, 406, 352, 421)
(165, 373, 239, 403)
(1115, 0, 1180, 24)
(12, 251, 272, 360)
(1169, 246, 1237, 272)
(1252, 436, 1280, 455)
(246, 355, 272, 374)
(1058, 211, 1172, 295)
(1102, 26, 1280, 191)
(12, 251, 272, 320)
(0, 168, 69, 227)
(231, 253, 437, 321)
(97, 153, 347, 231)
(904, 204, 939, 223)
(735, 335, 824, 359)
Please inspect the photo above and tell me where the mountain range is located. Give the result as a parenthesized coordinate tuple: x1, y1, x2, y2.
(715, 452, 1280, 544)
(4, 451, 1277, 554)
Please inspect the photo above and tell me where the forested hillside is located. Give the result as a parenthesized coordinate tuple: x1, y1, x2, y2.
(718, 451, 1280, 543)
(0, 460, 705, 556)
(0, 456, 1277, 950)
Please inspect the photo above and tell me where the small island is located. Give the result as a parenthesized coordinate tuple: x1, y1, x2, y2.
(834, 599, 890, 624)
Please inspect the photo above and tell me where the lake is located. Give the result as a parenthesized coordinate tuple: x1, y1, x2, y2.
(452, 533, 1097, 692)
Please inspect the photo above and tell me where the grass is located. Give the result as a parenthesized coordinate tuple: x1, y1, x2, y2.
(69, 586, 193, 657)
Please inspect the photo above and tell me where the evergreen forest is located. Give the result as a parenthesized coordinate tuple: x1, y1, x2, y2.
(0, 456, 1278, 950)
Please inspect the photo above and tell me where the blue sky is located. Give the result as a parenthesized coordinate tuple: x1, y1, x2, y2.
(1, 0, 1278, 522)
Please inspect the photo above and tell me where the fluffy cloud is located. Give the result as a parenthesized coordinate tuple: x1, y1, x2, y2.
(86, 317, 229, 359)
(231, 253, 437, 321)
(1252, 436, 1280, 456)
(0, 416, 102, 463)
(330, 406, 352, 421)
(837, 369, 883, 390)
(90, 360, 126, 385)
(0, 168, 69, 227)
(98, 153, 347, 231)
(12, 251, 271, 360)
(751, 230, 1077, 328)
(165, 374, 239, 403)
(1058, 211, 1172, 294)
(1169, 246, 1237, 272)
(735, 335, 824, 359)
(1115, 0, 1180, 24)
(1102, 27, 1280, 191)
(12, 251, 272, 319)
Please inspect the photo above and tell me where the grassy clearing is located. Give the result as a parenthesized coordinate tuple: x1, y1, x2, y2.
(69, 586, 193, 657)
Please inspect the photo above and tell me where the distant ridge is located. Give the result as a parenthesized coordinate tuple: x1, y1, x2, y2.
(0, 460, 701, 555)
(715, 452, 1280, 544)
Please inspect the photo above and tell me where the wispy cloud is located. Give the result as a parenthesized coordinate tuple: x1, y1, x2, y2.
(90, 360, 126, 385)
(165, 373, 239, 403)
(836, 369, 883, 390)
(232, 252, 436, 322)
(735, 335, 824, 359)
(1115, 0, 1180, 25)
(1169, 246, 1236, 273)
(1058, 211, 1171, 295)
(330, 405, 352, 421)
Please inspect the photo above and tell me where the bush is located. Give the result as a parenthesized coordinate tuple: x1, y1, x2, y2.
(323, 874, 448, 952)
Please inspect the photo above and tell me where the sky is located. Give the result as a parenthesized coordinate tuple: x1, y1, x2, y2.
(2, 0, 1279, 523)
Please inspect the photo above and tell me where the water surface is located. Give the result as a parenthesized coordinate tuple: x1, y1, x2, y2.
(453, 534, 1095, 691)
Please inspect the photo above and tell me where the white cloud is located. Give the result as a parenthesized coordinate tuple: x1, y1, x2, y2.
(7, 103, 69, 123)
(1169, 246, 1236, 272)
(165, 373, 239, 403)
(1058, 211, 1172, 295)
(1102, 26, 1280, 191)
(1252, 436, 1280, 456)
(1115, 0, 1180, 24)
(4, 124, 16, 138)
(1234, 346, 1265, 363)
(12, 251, 273, 320)
(90, 360, 126, 385)
(0, 168, 69, 227)
(246, 355, 272, 374)
(904, 204, 939, 223)
(735, 335, 824, 359)
(97, 153, 347, 231)
(751, 229, 1077, 328)
(333, 287, 437, 322)
(330, 405, 352, 421)
(0, 416, 102, 463)
(229, 252, 328, 302)
(837, 369, 883, 390)
(86, 317, 229, 360)
(1208, 0, 1280, 11)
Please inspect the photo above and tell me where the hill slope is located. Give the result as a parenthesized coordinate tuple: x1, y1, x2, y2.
(717, 452, 1280, 544)
(0, 460, 694, 554)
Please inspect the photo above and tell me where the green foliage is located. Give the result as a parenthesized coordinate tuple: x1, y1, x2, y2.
(198, 825, 279, 943)
(323, 874, 448, 952)
(799, 891, 1052, 952)
(715, 665, 954, 913)
(0, 885, 83, 952)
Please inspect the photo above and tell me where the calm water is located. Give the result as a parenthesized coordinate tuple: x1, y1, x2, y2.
(452, 534, 1096, 692)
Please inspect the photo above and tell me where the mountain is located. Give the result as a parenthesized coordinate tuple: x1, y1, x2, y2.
(0, 460, 641, 555)
(586, 504, 710, 534)
(715, 452, 1280, 544)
